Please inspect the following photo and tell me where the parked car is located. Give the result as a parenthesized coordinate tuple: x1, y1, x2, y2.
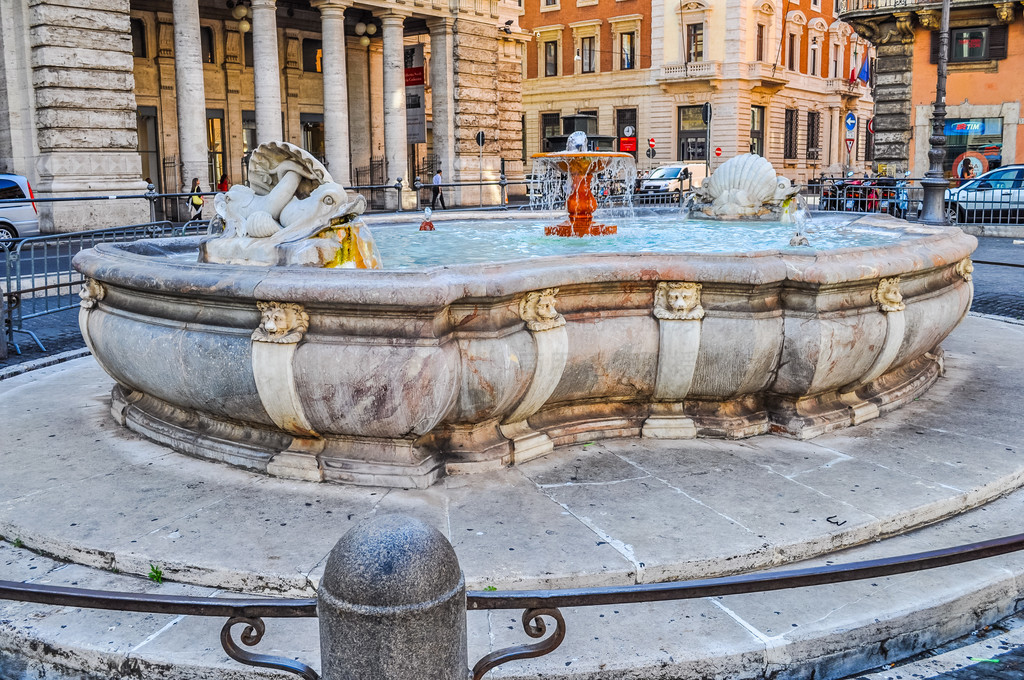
(945, 164, 1024, 224)
(0, 173, 39, 246)
(638, 164, 691, 194)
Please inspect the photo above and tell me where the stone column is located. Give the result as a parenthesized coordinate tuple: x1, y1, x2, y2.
(427, 18, 455, 182)
(381, 12, 409, 208)
(318, 515, 468, 680)
(251, 0, 284, 143)
(347, 39, 371, 174)
(313, 0, 352, 185)
(172, 0, 209, 191)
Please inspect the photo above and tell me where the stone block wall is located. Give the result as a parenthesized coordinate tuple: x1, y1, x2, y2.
(452, 19, 524, 202)
(27, 0, 147, 231)
(871, 41, 914, 173)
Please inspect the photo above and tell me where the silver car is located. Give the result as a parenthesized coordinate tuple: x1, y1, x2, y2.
(945, 164, 1024, 224)
(0, 173, 39, 245)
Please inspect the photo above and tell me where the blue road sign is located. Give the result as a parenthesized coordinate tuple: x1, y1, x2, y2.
(845, 112, 857, 131)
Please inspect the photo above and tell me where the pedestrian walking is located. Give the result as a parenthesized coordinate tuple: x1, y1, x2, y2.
(216, 174, 230, 192)
(189, 178, 204, 220)
(431, 169, 446, 210)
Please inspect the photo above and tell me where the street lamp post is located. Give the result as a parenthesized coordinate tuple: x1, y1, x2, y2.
(919, 0, 951, 224)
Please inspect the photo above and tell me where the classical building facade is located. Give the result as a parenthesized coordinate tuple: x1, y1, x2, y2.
(841, 0, 1022, 177)
(0, 0, 526, 231)
(521, 0, 876, 184)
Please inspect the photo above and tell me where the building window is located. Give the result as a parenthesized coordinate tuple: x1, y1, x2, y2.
(545, 41, 558, 76)
(301, 113, 325, 162)
(756, 24, 765, 62)
(541, 112, 561, 151)
(686, 24, 704, 62)
(303, 39, 323, 73)
(581, 36, 596, 73)
(544, 0, 557, 5)
(831, 43, 840, 78)
(750, 106, 765, 156)
(678, 105, 707, 161)
(787, 33, 796, 70)
(200, 26, 215, 64)
(784, 108, 798, 159)
(931, 26, 1008, 63)
(620, 31, 635, 70)
(616, 107, 638, 158)
(206, 109, 225, 187)
(242, 32, 252, 68)
(131, 18, 147, 58)
(806, 111, 820, 161)
(809, 42, 819, 76)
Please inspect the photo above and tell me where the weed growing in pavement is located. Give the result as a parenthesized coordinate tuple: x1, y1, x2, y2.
(148, 564, 164, 584)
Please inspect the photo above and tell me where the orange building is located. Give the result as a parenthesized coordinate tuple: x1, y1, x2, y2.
(521, 0, 875, 183)
(842, 0, 1023, 177)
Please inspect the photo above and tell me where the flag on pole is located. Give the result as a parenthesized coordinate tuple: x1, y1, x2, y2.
(849, 48, 859, 84)
(857, 52, 871, 83)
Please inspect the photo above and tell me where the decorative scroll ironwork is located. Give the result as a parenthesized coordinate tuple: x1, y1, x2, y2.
(471, 607, 566, 680)
(221, 616, 319, 680)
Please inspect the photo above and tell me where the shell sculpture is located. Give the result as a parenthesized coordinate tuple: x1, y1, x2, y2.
(696, 154, 799, 218)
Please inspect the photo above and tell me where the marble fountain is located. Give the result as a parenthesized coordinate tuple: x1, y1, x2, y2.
(72, 141, 977, 490)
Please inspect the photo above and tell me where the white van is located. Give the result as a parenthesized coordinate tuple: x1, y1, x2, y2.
(0, 174, 39, 246)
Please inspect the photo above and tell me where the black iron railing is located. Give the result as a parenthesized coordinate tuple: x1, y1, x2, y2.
(3, 531, 1024, 679)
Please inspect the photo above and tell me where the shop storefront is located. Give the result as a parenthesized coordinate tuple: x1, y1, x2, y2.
(946, 117, 1003, 179)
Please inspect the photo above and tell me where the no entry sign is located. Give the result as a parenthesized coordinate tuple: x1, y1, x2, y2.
(715, 147, 722, 157)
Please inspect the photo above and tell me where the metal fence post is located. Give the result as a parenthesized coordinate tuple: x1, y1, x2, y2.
(413, 178, 422, 213)
(145, 184, 158, 223)
(318, 514, 468, 680)
(499, 159, 507, 210)
(394, 178, 404, 213)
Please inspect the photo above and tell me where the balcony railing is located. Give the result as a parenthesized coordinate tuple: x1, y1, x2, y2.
(659, 60, 721, 80)
(838, 0, 940, 13)
(827, 77, 867, 95)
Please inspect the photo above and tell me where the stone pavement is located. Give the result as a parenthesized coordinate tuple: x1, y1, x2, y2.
(2, 315, 1024, 679)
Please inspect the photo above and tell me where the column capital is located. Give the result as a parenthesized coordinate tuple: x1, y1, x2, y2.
(425, 16, 455, 33)
(379, 12, 410, 27)
(309, 0, 347, 15)
(250, 0, 277, 9)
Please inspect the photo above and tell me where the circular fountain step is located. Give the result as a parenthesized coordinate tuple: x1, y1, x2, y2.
(2, 315, 1023, 679)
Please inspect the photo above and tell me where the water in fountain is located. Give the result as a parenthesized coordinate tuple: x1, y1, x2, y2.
(528, 133, 637, 214)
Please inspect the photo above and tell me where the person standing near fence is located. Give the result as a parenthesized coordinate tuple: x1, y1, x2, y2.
(189, 178, 204, 220)
(431, 169, 446, 210)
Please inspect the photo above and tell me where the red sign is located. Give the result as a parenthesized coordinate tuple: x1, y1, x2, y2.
(867, 118, 875, 134)
(404, 67, 424, 87)
(715, 147, 722, 157)
(648, 138, 656, 148)
(846, 138, 855, 153)
(620, 137, 637, 152)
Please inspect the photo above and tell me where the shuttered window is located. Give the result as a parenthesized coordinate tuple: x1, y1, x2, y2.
(930, 25, 1008, 63)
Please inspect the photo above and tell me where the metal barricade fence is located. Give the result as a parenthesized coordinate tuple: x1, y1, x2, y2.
(3, 220, 209, 353)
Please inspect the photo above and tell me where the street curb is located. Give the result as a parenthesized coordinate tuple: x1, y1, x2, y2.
(0, 347, 91, 382)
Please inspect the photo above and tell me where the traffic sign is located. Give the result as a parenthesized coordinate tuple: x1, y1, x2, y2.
(845, 112, 857, 131)
(646, 148, 656, 159)
(867, 118, 875, 135)
(648, 138, 656, 149)
(846, 138, 855, 154)
(701, 102, 713, 125)
(475, 131, 485, 147)
(714, 147, 722, 157)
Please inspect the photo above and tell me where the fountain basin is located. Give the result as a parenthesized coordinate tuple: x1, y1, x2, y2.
(73, 213, 976, 489)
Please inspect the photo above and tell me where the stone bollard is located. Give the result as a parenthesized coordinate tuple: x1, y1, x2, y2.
(318, 514, 469, 680)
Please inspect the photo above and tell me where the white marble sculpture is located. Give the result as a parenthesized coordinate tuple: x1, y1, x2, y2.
(693, 154, 800, 219)
(200, 142, 380, 268)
